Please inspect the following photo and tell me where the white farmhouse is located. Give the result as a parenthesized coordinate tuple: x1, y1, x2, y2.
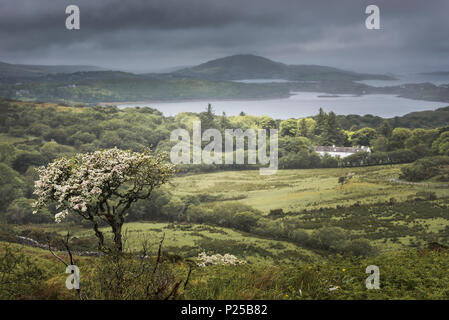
(314, 145, 371, 158)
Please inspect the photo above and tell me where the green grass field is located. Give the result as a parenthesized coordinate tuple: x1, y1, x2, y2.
(54, 221, 319, 264)
(34, 165, 449, 265)
(171, 165, 449, 213)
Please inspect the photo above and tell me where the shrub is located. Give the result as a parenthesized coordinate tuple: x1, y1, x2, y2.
(309, 227, 347, 250)
(289, 229, 309, 245)
(333, 239, 375, 257)
(233, 211, 260, 232)
(0, 245, 46, 299)
(400, 156, 449, 181)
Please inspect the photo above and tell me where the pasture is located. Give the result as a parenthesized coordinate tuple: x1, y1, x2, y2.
(171, 165, 449, 213)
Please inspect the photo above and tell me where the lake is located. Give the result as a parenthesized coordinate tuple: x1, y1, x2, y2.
(232, 74, 449, 87)
(117, 92, 448, 119)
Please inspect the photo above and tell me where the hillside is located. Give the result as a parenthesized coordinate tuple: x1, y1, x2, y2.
(0, 71, 291, 103)
(171, 54, 394, 81)
(0, 61, 106, 80)
(336, 106, 449, 130)
(392, 106, 449, 128)
(2, 239, 449, 300)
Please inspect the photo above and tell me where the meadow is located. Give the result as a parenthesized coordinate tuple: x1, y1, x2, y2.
(65, 222, 319, 264)
(171, 165, 449, 212)
(2, 164, 449, 300)
(28, 164, 448, 264)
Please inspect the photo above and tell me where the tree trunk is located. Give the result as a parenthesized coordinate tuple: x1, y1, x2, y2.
(91, 217, 107, 253)
(112, 223, 123, 252)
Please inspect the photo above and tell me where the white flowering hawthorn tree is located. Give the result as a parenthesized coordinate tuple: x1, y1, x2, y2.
(33, 148, 176, 252)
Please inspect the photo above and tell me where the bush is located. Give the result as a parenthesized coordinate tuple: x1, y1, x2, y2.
(83, 251, 185, 300)
(12, 151, 46, 173)
(289, 229, 309, 245)
(400, 156, 449, 181)
(0, 163, 26, 213)
(6, 198, 52, 224)
(333, 239, 375, 257)
(309, 227, 347, 250)
(233, 211, 260, 232)
(0, 245, 46, 299)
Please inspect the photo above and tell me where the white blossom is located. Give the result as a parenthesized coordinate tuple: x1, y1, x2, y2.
(32, 148, 175, 223)
(196, 252, 246, 267)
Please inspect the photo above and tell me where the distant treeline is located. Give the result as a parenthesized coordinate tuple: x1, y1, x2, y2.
(336, 106, 449, 130)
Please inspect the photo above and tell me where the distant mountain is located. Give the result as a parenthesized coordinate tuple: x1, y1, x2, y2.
(0, 61, 107, 79)
(170, 54, 393, 81)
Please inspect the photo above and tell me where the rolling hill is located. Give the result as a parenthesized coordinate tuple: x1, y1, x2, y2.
(170, 54, 394, 81)
(0, 61, 106, 80)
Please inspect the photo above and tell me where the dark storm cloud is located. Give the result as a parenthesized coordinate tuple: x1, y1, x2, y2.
(0, 0, 448, 72)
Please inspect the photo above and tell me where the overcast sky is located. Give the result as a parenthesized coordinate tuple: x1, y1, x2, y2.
(1, 0, 448, 74)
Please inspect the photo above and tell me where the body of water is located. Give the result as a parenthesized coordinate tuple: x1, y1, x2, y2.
(231, 79, 295, 83)
(117, 92, 448, 119)
(231, 75, 449, 86)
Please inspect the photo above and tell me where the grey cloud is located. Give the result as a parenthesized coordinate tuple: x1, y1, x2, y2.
(0, 0, 448, 73)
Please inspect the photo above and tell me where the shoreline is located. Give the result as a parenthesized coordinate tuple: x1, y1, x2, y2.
(98, 91, 449, 108)
(98, 94, 294, 107)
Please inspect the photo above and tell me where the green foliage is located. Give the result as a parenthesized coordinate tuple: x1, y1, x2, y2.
(40, 141, 75, 162)
(0, 245, 46, 299)
(233, 211, 259, 232)
(341, 149, 418, 167)
(400, 156, 449, 181)
(405, 128, 439, 149)
(350, 127, 377, 147)
(185, 202, 260, 230)
(186, 247, 449, 299)
(432, 131, 449, 156)
(279, 119, 298, 137)
(389, 128, 412, 150)
(0, 163, 26, 214)
(297, 118, 316, 138)
(258, 116, 276, 130)
(310, 227, 347, 251)
(12, 151, 46, 173)
(279, 151, 321, 169)
(83, 250, 185, 300)
(6, 197, 52, 224)
(377, 120, 393, 138)
(0, 73, 292, 103)
(0, 143, 15, 165)
(278, 136, 311, 155)
(3, 241, 449, 300)
(320, 111, 347, 146)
